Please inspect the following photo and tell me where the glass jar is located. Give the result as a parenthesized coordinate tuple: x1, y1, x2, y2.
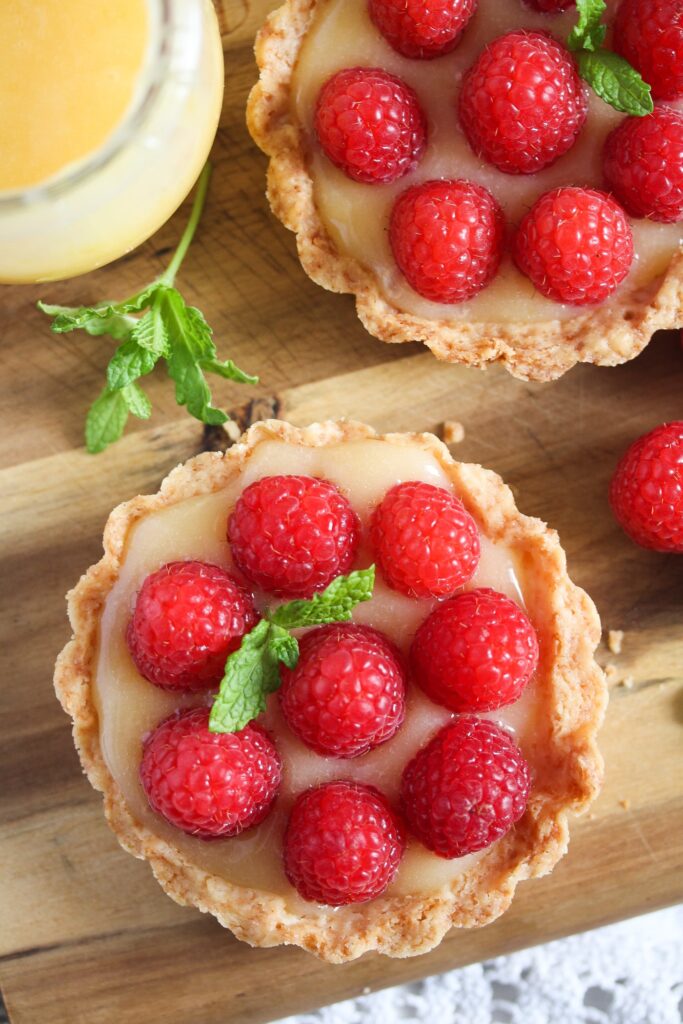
(0, 0, 224, 283)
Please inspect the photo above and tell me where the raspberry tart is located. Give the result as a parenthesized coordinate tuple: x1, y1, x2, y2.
(247, 0, 683, 380)
(55, 420, 605, 961)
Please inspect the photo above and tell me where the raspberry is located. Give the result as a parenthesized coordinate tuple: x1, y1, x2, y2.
(228, 475, 360, 599)
(410, 588, 539, 712)
(368, 0, 477, 60)
(140, 708, 282, 839)
(614, 0, 683, 101)
(389, 179, 504, 304)
(523, 0, 575, 9)
(283, 781, 405, 904)
(400, 717, 531, 858)
(280, 624, 406, 758)
(370, 481, 480, 598)
(458, 31, 588, 174)
(126, 561, 258, 692)
(314, 67, 427, 184)
(609, 421, 683, 552)
(513, 187, 634, 305)
(603, 107, 683, 224)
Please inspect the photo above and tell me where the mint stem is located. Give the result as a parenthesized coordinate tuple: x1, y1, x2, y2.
(160, 162, 212, 287)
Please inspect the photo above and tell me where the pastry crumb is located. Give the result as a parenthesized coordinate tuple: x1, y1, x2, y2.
(442, 420, 465, 445)
(607, 629, 624, 655)
(362, 987, 372, 996)
(604, 663, 634, 689)
(619, 798, 631, 811)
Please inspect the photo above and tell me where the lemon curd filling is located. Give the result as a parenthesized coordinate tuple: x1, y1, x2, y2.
(0, 0, 149, 191)
(291, 0, 683, 323)
(94, 438, 546, 911)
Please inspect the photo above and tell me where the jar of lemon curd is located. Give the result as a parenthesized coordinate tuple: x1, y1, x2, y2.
(0, 0, 224, 283)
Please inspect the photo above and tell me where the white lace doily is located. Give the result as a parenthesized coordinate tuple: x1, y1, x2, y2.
(274, 905, 683, 1024)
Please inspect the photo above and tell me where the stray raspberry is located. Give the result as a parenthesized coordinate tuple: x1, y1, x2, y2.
(614, 0, 683, 101)
(368, 0, 477, 60)
(603, 107, 683, 224)
(228, 475, 360, 599)
(400, 717, 531, 858)
(513, 187, 634, 305)
(371, 480, 480, 598)
(126, 560, 258, 691)
(314, 67, 427, 184)
(609, 421, 683, 552)
(410, 588, 539, 712)
(283, 781, 405, 904)
(280, 623, 406, 758)
(140, 708, 281, 839)
(389, 179, 504, 304)
(458, 31, 588, 175)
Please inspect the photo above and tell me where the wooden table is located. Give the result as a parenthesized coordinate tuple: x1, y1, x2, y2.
(1, 2, 682, 1021)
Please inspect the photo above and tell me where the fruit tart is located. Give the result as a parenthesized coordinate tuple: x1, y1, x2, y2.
(55, 420, 606, 962)
(247, 0, 683, 381)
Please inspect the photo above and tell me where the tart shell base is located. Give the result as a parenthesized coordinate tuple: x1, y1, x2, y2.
(55, 420, 606, 962)
(246, 0, 683, 382)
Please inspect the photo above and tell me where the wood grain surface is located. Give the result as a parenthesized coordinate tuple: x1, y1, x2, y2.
(1, 1, 682, 1022)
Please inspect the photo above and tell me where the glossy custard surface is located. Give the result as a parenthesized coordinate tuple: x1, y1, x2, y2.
(292, 0, 683, 323)
(95, 439, 542, 909)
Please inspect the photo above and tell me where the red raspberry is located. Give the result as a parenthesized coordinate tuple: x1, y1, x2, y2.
(280, 624, 406, 758)
(228, 475, 360, 599)
(614, 0, 683, 101)
(127, 561, 258, 692)
(140, 708, 282, 839)
(609, 421, 683, 552)
(400, 717, 531, 858)
(603, 107, 683, 224)
(283, 781, 405, 904)
(523, 0, 575, 9)
(314, 67, 427, 184)
(389, 180, 504, 304)
(370, 480, 480, 598)
(458, 31, 588, 175)
(410, 588, 539, 712)
(513, 187, 634, 305)
(368, 0, 477, 60)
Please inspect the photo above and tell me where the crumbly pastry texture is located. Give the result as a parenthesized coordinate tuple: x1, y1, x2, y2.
(54, 419, 606, 963)
(246, 0, 683, 382)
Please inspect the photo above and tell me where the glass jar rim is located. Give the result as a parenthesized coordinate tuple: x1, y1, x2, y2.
(0, 0, 176, 211)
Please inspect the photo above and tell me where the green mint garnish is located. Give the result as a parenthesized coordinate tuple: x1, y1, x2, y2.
(38, 163, 257, 454)
(209, 566, 376, 734)
(567, 0, 654, 116)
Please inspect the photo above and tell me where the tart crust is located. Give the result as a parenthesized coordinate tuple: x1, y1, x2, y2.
(246, 0, 683, 382)
(54, 419, 606, 963)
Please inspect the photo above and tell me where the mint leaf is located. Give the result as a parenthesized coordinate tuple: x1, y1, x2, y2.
(163, 290, 229, 425)
(568, 0, 607, 52)
(130, 301, 169, 357)
(38, 302, 137, 341)
(200, 357, 259, 385)
(85, 388, 130, 453)
(270, 567, 376, 630)
(106, 336, 159, 390)
(123, 381, 152, 419)
(209, 621, 282, 733)
(578, 50, 654, 115)
(210, 567, 377, 733)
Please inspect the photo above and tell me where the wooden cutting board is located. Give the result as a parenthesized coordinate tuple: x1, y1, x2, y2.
(1, 2, 682, 1021)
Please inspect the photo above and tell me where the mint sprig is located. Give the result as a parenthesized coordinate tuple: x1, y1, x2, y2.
(567, 0, 654, 116)
(38, 164, 257, 453)
(209, 566, 376, 734)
